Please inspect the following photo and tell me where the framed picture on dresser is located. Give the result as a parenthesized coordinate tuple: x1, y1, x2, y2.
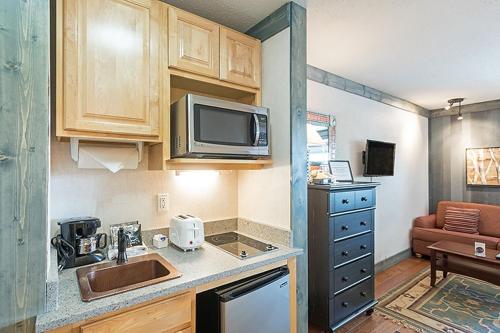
(328, 160, 354, 182)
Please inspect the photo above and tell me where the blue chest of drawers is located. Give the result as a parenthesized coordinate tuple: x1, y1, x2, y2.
(308, 183, 378, 331)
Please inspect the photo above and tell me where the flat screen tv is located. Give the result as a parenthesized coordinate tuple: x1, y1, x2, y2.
(363, 140, 396, 176)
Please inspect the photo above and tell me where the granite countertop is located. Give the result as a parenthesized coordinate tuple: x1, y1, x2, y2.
(36, 238, 302, 332)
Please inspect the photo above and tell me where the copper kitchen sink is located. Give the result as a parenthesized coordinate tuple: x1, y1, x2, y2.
(76, 253, 182, 302)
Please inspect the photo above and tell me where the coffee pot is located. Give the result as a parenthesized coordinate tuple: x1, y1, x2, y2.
(51, 217, 107, 269)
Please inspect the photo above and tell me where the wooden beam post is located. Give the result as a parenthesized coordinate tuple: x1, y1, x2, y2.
(289, 4, 308, 332)
(249, 3, 308, 332)
(0, 0, 49, 329)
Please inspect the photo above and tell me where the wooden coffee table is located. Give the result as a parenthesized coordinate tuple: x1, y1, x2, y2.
(427, 240, 500, 287)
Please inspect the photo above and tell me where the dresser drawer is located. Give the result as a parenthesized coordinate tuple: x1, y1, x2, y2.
(329, 191, 355, 213)
(355, 189, 375, 209)
(330, 255, 373, 296)
(331, 233, 372, 269)
(330, 210, 373, 242)
(330, 278, 374, 324)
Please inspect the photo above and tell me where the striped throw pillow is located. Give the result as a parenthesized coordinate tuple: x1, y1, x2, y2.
(443, 207, 480, 234)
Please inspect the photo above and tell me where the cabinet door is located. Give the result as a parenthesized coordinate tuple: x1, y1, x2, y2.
(176, 328, 192, 333)
(168, 7, 219, 78)
(220, 28, 261, 88)
(80, 292, 192, 333)
(62, 0, 161, 138)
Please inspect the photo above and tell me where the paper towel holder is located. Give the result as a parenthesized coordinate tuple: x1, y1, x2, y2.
(70, 137, 144, 163)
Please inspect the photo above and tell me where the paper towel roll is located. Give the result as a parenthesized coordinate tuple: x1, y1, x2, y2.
(77, 145, 139, 173)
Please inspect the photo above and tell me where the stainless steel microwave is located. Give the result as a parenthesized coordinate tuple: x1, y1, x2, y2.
(171, 94, 270, 159)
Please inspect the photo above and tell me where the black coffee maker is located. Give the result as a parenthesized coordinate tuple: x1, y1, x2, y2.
(51, 217, 107, 269)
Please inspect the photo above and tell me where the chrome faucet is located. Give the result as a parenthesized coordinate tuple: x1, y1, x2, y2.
(116, 227, 129, 264)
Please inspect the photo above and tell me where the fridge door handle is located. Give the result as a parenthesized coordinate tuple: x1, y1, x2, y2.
(219, 267, 289, 302)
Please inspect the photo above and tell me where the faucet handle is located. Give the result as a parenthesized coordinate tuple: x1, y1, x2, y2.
(117, 227, 129, 264)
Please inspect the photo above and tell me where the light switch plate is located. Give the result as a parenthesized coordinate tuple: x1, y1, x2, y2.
(157, 193, 169, 212)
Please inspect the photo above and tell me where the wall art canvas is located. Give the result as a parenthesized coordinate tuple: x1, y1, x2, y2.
(466, 147, 500, 186)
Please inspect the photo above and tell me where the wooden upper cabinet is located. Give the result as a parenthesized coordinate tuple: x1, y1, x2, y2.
(220, 28, 261, 88)
(59, 0, 161, 139)
(168, 7, 220, 78)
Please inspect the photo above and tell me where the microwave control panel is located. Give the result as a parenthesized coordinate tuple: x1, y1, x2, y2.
(257, 114, 268, 146)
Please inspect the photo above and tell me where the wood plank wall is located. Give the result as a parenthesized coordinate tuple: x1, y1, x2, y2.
(429, 109, 500, 212)
(0, 0, 50, 331)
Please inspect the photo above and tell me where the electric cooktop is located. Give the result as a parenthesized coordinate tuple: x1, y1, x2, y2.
(205, 232, 278, 259)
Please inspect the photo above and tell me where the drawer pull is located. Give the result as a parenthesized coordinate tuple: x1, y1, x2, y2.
(341, 276, 349, 282)
(341, 199, 350, 204)
(361, 268, 368, 273)
(342, 302, 349, 307)
(361, 196, 368, 202)
(360, 245, 367, 250)
(342, 251, 349, 256)
(360, 291, 367, 297)
(341, 225, 349, 231)
(360, 221, 367, 226)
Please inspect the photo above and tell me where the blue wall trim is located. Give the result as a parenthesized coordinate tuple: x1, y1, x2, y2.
(248, 2, 308, 332)
(289, 3, 308, 333)
(246, 3, 291, 41)
(0, 0, 49, 328)
(307, 64, 430, 117)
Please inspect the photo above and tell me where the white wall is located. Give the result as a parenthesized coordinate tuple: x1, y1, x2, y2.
(238, 28, 291, 230)
(50, 140, 238, 234)
(308, 80, 429, 263)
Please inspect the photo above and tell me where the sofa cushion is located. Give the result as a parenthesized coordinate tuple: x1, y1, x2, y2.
(412, 227, 499, 249)
(436, 201, 500, 237)
(443, 207, 480, 234)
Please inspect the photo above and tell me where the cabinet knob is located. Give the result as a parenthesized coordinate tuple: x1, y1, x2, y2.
(341, 225, 349, 231)
(361, 197, 368, 202)
(360, 291, 367, 297)
(360, 245, 367, 250)
(341, 276, 349, 282)
(342, 199, 349, 204)
(361, 268, 368, 273)
(342, 250, 349, 256)
(342, 302, 349, 307)
(360, 221, 367, 226)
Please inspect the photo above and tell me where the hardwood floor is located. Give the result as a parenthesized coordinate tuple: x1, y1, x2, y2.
(309, 256, 429, 333)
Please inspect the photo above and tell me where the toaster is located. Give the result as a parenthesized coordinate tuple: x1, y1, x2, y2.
(169, 214, 204, 251)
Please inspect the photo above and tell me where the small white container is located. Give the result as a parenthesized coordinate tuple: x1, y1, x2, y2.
(153, 234, 169, 249)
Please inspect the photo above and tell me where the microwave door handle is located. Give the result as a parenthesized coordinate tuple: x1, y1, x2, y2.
(252, 114, 260, 146)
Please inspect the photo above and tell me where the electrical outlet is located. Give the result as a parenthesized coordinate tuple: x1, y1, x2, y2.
(157, 193, 169, 212)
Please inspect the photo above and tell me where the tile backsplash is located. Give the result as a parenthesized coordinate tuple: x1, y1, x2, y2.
(50, 140, 238, 235)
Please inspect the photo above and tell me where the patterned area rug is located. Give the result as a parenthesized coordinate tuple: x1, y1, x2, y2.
(376, 268, 500, 333)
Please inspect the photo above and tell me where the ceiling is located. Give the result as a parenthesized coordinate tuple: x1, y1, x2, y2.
(308, 0, 500, 110)
(163, 0, 306, 32)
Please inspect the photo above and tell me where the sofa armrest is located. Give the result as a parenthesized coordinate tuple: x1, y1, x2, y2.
(414, 214, 436, 229)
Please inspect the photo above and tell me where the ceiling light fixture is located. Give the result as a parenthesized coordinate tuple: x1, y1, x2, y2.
(445, 98, 465, 120)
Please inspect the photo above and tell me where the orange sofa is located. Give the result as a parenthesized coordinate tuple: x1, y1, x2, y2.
(412, 201, 500, 256)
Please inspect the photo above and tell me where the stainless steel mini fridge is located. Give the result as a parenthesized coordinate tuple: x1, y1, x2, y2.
(197, 266, 290, 333)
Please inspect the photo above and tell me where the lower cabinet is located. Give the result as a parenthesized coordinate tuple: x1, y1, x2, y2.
(47, 290, 195, 333)
(175, 328, 192, 333)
